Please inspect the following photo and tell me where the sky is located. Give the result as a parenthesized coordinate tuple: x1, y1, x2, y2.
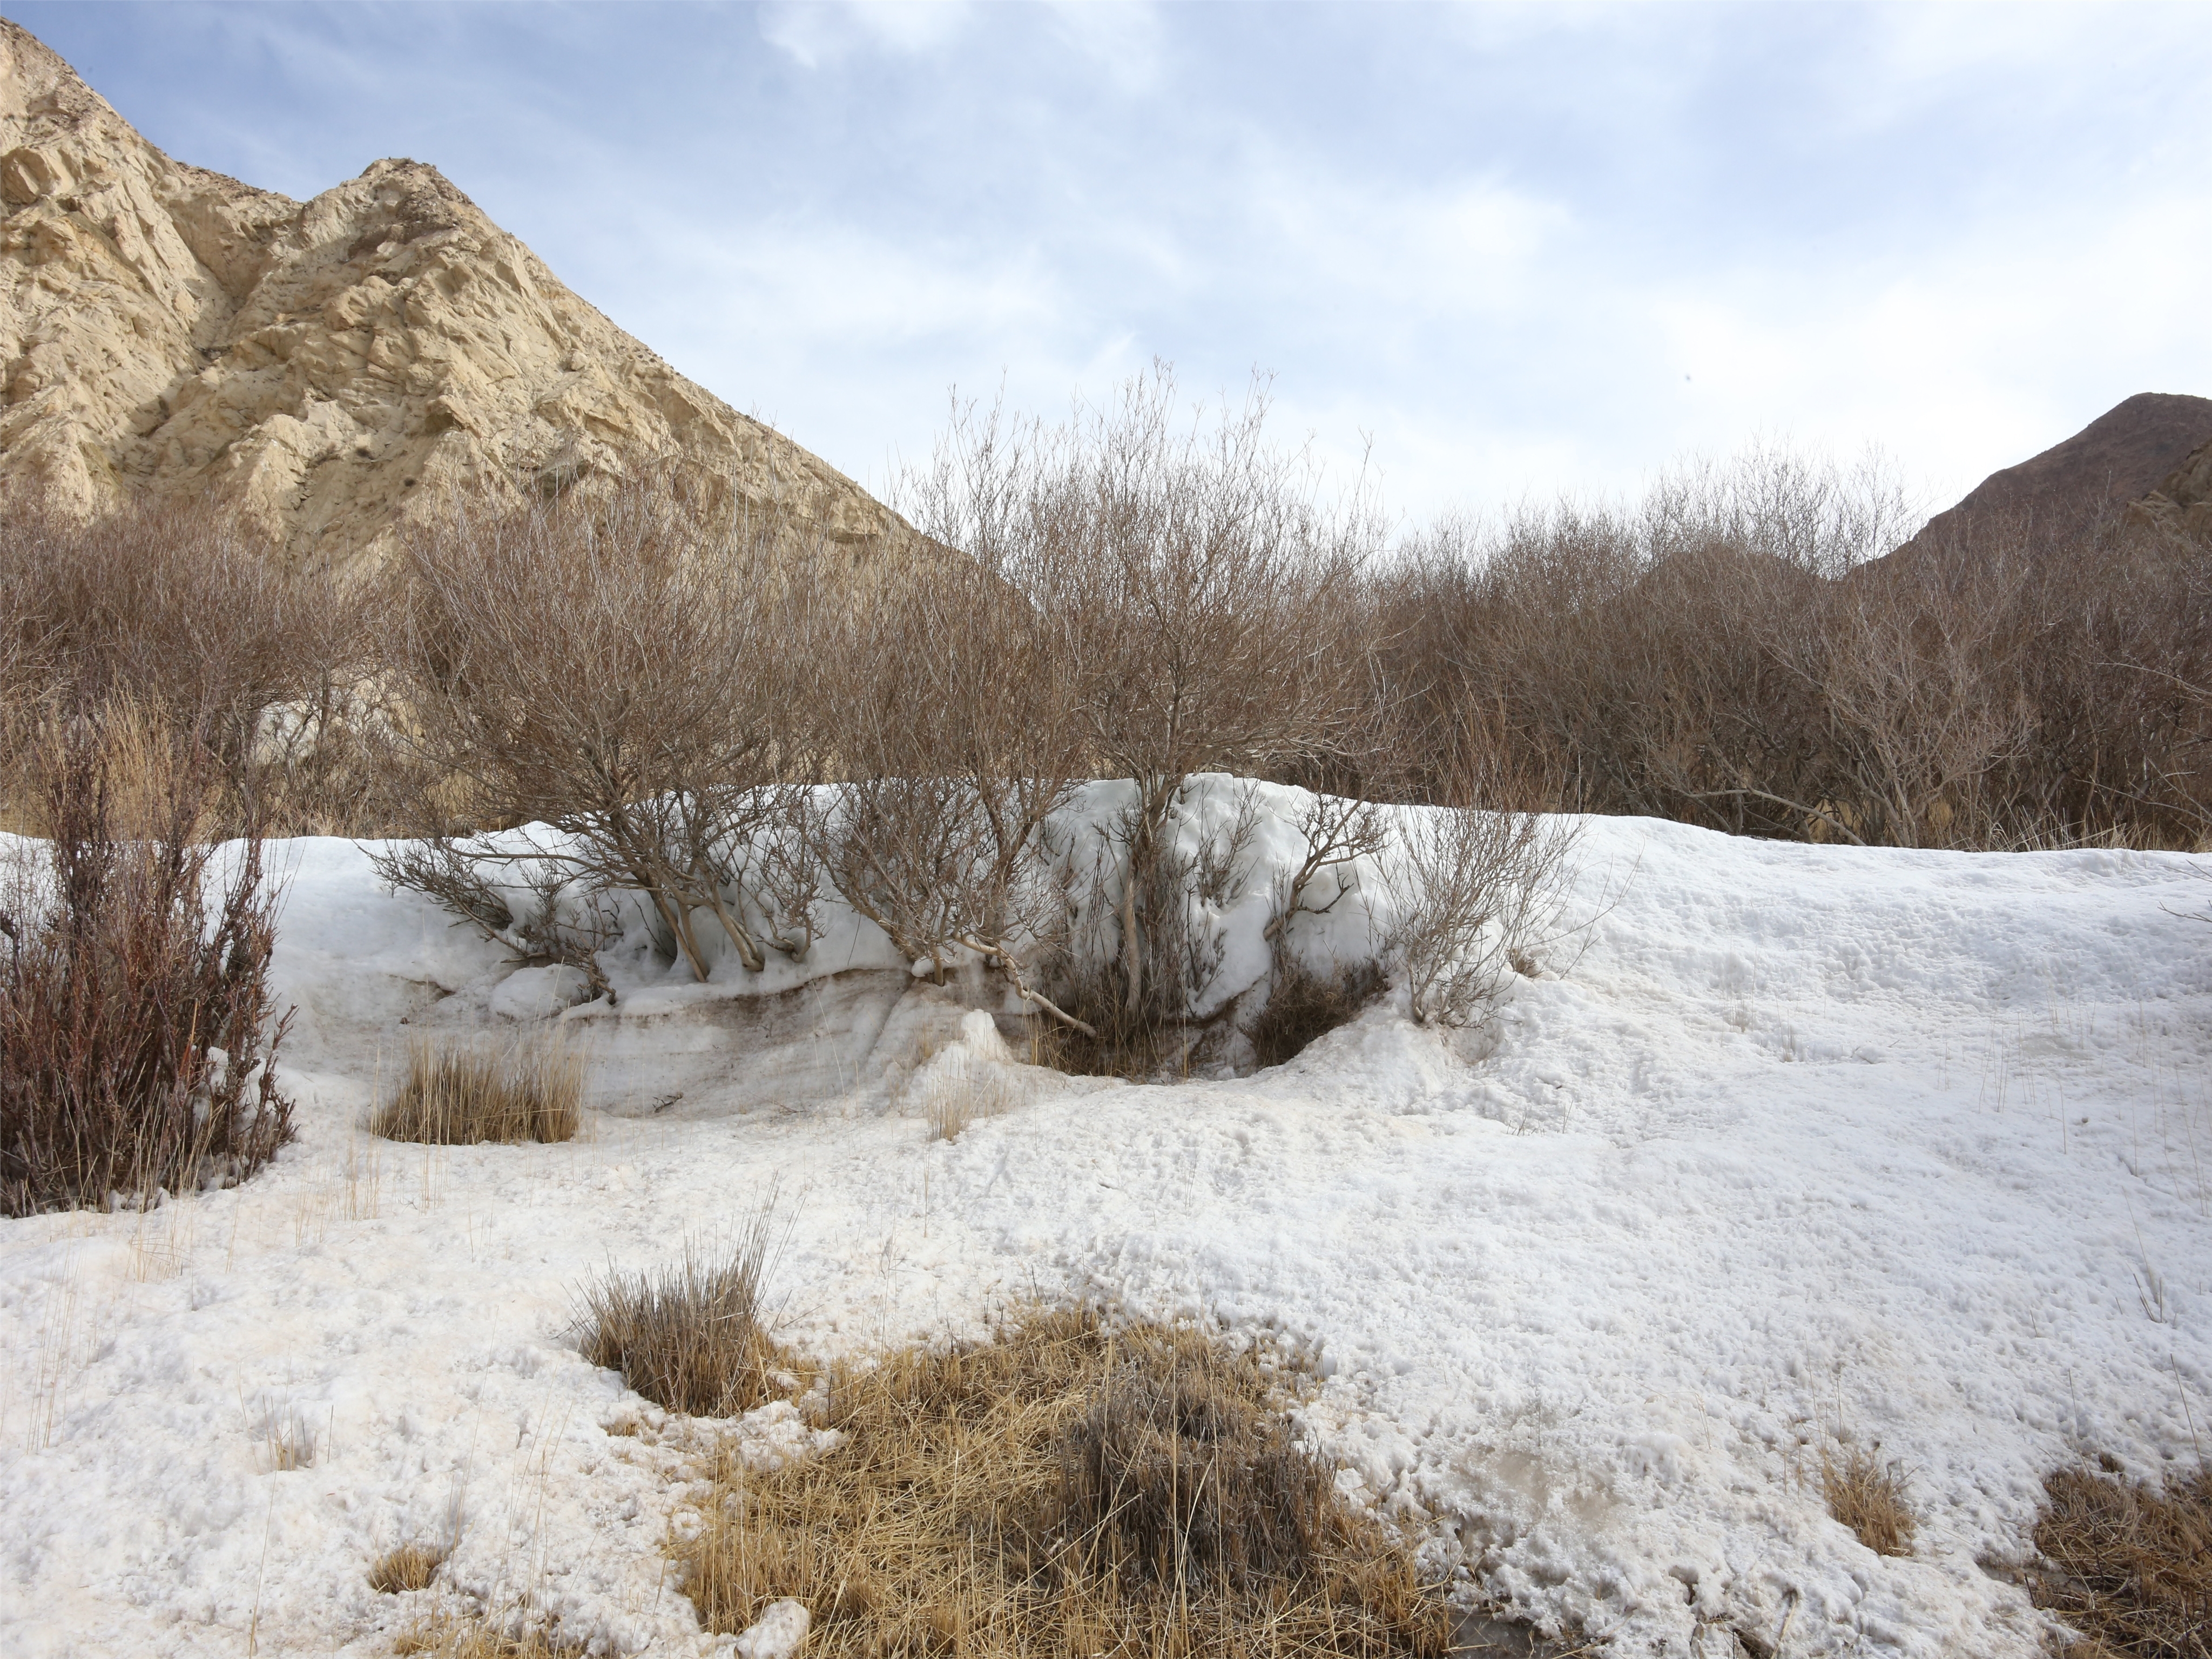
(10, 1, 2210, 528)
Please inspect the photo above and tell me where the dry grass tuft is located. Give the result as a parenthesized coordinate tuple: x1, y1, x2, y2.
(370, 1035, 582, 1146)
(369, 1541, 449, 1595)
(393, 1608, 577, 1657)
(578, 1215, 785, 1417)
(1820, 1447, 1917, 1557)
(2031, 1463, 2212, 1656)
(919, 1062, 1019, 1142)
(1248, 959, 1386, 1070)
(675, 1305, 1451, 1657)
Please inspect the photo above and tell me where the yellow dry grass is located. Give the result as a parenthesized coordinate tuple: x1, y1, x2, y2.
(371, 1035, 582, 1146)
(2032, 1462, 2212, 1656)
(369, 1541, 448, 1595)
(578, 1217, 784, 1418)
(393, 1609, 577, 1657)
(1820, 1447, 1917, 1557)
(673, 1306, 1452, 1657)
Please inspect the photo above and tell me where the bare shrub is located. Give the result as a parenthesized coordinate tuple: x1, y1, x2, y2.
(811, 466, 1090, 1028)
(1820, 1447, 1917, 1557)
(0, 499, 357, 748)
(1038, 790, 1270, 1077)
(387, 471, 817, 981)
(675, 1305, 1449, 1656)
(369, 1035, 582, 1146)
(577, 1215, 785, 1417)
(370, 1541, 449, 1595)
(367, 844, 620, 1004)
(1387, 786, 1579, 1030)
(1378, 441, 2212, 850)
(908, 371, 1387, 1042)
(1243, 792, 1393, 1067)
(2032, 1463, 2212, 1656)
(0, 500, 383, 835)
(0, 715, 294, 1216)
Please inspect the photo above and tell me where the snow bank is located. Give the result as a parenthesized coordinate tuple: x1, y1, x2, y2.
(2, 784, 2209, 1657)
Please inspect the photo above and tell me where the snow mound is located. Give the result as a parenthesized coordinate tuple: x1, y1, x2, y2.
(2, 786, 2209, 1658)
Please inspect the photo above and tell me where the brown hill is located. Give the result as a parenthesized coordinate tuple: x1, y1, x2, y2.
(1883, 392, 2212, 568)
(0, 19, 908, 568)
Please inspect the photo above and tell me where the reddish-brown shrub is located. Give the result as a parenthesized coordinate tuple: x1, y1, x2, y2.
(0, 716, 294, 1216)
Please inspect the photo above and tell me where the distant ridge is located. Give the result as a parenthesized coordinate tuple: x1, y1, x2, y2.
(0, 18, 911, 567)
(1883, 392, 2212, 567)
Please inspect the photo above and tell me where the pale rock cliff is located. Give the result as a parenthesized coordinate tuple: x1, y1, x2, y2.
(0, 19, 908, 567)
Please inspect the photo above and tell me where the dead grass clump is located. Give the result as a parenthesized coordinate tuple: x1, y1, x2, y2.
(370, 1036, 582, 1146)
(1248, 958, 1387, 1070)
(393, 1609, 578, 1657)
(578, 1219, 785, 1417)
(2031, 1463, 2212, 1656)
(1027, 990, 1179, 1081)
(919, 1062, 1019, 1141)
(1820, 1447, 1917, 1557)
(370, 1542, 449, 1594)
(676, 1306, 1451, 1656)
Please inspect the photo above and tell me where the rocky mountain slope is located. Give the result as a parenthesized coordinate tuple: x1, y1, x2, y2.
(1884, 390, 2212, 566)
(0, 19, 907, 567)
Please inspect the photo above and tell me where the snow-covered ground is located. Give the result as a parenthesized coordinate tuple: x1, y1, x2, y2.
(4, 783, 2210, 1657)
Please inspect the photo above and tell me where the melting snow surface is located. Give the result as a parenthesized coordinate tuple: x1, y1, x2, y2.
(3, 790, 2210, 1657)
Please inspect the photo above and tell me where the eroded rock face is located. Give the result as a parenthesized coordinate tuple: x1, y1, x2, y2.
(2130, 436, 2212, 544)
(0, 19, 908, 567)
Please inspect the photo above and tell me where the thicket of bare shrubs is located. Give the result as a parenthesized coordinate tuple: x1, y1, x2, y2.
(14, 374, 2207, 1123)
(0, 501, 410, 839)
(1378, 446, 2212, 849)
(376, 372, 1442, 1074)
(0, 714, 293, 1216)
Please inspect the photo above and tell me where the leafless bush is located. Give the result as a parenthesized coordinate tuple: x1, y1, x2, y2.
(577, 1211, 786, 1417)
(808, 481, 1090, 1026)
(907, 369, 1388, 1033)
(387, 472, 819, 980)
(0, 500, 384, 834)
(0, 714, 294, 1216)
(1378, 442, 2212, 849)
(369, 1034, 583, 1146)
(369, 842, 619, 1003)
(1387, 786, 1579, 1030)
(1041, 790, 1267, 1075)
(0, 498, 357, 744)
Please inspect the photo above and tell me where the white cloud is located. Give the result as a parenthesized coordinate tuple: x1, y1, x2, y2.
(758, 1, 974, 70)
(16, 0, 2212, 531)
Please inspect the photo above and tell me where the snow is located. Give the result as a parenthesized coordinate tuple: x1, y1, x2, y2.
(4, 781, 2211, 1657)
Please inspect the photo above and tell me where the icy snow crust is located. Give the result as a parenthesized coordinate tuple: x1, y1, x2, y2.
(3, 779, 2210, 1657)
